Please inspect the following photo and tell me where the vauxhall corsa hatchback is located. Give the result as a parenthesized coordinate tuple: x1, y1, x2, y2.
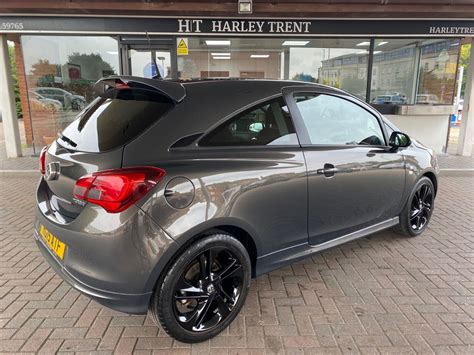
(35, 76, 439, 342)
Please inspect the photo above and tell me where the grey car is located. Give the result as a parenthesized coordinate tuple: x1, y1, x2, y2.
(35, 76, 439, 343)
(34, 87, 86, 111)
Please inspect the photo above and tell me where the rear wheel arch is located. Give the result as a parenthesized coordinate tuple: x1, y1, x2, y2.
(147, 222, 259, 297)
(207, 225, 258, 277)
(174, 225, 258, 278)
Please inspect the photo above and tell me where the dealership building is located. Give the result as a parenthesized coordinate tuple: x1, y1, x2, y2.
(0, 0, 473, 156)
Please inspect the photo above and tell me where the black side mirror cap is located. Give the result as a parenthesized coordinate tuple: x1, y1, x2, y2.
(389, 131, 411, 148)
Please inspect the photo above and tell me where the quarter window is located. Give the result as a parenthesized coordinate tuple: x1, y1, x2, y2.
(294, 94, 385, 146)
(200, 98, 298, 146)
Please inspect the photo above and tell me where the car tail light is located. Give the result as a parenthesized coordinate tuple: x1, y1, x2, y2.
(73, 167, 165, 213)
(114, 81, 130, 89)
(39, 146, 48, 174)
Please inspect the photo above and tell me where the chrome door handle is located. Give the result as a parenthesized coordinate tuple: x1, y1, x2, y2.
(317, 164, 339, 178)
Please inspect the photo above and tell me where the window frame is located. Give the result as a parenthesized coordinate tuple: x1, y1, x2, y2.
(196, 94, 301, 149)
(282, 86, 390, 148)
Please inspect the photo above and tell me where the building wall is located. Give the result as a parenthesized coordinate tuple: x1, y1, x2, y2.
(1, 0, 473, 18)
(387, 113, 450, 153)
(11, 36, 33, 146)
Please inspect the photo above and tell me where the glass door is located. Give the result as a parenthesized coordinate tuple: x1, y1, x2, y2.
(120, 38, 177, 79)
(129, 49, 172, 79)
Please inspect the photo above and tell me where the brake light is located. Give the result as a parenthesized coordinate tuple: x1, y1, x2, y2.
(73, 167, 165, 213)
(39, 146, 48, 174)
(114, 82, 130, 89)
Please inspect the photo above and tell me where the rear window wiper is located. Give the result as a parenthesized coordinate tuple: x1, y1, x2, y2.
(58, 133, 77, 148)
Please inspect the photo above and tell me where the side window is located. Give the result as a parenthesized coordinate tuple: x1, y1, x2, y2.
(199, 98, 298, 147)
(294, 93, 385, 146)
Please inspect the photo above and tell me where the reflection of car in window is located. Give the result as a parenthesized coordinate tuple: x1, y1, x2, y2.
(390, 92, 408, 102)
(33, 87, 86, 111)
(416, 94, 439, 105)
(371, 94, 406, 105)
(28, 90, 62, 110)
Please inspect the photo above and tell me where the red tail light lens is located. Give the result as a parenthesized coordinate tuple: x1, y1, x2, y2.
(73, 167, 165, 213)
(114, 81, 130, 89)
(39, 146, 48, 174)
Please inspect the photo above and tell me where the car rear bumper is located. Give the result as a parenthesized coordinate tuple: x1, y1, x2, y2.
(34, 178, 179, 315)
(34, 230, 151, 314)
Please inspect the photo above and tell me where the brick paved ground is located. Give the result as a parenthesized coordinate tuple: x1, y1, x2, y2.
(0, 174, 473, 353)
(437, 154, 474, 170)
(0, 121, 37, 171)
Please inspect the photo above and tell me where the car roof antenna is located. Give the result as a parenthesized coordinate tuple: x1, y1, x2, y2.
(146, 31, 163, 80)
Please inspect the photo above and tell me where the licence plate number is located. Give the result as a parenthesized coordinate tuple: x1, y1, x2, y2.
(39, 224, 66, 260)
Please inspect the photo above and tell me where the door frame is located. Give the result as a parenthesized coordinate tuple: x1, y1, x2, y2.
(119, 36, 178, 79)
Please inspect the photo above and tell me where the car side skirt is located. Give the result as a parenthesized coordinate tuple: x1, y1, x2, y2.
(255, 217, 399, 277)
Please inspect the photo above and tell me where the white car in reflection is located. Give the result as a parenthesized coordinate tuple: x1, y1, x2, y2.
(416, 94, 439, 105)
(33, 87, 86, 111)
(29, 91, 63, 111)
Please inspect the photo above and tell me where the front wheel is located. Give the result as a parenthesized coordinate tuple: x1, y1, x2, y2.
(395, 176, 435, 237)
(149, 233, 251, 343)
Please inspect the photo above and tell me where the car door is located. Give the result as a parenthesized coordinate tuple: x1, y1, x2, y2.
(284, 87, 406, 246)
(190, 96, 309, 255)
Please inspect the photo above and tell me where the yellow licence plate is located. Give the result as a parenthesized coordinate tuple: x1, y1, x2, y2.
(39, 224, 66, 260)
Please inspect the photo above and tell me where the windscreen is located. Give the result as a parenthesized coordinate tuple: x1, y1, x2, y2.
(58, 88, 174, 152)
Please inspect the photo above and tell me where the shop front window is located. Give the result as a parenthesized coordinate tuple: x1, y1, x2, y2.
(21, 36, 119, 152)
(370, 39, 417, 105)
(293, 39, 369, 101)
(177, 38, 369, 100)
(417, 39, 460, 105)
(369, 38, 460, 105)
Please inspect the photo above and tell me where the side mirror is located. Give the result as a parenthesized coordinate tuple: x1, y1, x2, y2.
(389, 131, 411, 148)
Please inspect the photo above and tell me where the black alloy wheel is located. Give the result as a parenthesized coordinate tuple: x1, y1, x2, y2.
(173, 247, 244, 332)
(395, 176, 435, 237)
(149, 233, 251, 343)
(409, 183, 433, 232)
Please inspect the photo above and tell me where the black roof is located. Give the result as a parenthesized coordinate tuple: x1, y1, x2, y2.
(95, 75, 333, 105)
(119, 77, 347, 164)
(95, 76, 187, 103)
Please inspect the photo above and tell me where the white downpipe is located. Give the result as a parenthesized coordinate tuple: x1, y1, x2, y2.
(0, 35, 22, 158)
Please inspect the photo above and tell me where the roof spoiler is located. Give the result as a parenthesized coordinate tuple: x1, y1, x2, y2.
(94, 76, 186, 103)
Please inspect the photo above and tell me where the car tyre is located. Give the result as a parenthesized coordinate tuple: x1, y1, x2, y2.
(394, 176, 435, 237)
(149, 233, 251, 343)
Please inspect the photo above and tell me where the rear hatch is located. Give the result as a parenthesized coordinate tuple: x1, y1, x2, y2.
(42, 77, 184, 220)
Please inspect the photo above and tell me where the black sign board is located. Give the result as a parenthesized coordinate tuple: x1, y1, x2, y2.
(1, 16, 473, 36)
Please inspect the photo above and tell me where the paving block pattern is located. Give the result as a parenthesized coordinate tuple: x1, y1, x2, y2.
(0, 175, 473, 354)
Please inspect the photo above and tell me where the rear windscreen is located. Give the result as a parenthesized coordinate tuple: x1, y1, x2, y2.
(58, 88, 173, 152)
